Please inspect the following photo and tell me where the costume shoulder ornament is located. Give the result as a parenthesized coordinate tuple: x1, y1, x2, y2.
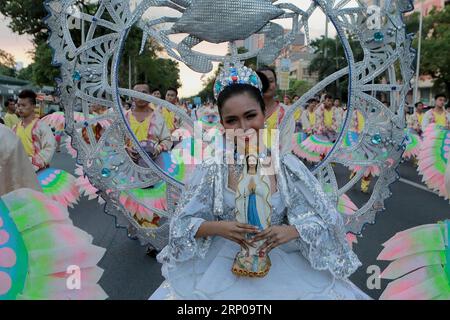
(45, 0, 415, 249)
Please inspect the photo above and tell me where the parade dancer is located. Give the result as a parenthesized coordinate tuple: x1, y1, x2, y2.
(298, 95, 341, 163)
(416, 94, 450, 198)
(292, 98, 320, 162)
(13, 90, 79, 207)
(13, 90, 56, 172)
(334, 97, 345, 121)
(126, 83, 173, 161)
(3, 98, 19, 129)
(300, 98, 318, 136)
(257, 66, 294, 153)
(122, 84, 174, 254)
(422, 94, 449, 131)
(344, 109, 377, 193)
(403, 102, 425, 163)
(159, 87, 187, 134)
(313, 94, 342, 140)
(408, 102, 426, 135)
(150, 64, 368, 300)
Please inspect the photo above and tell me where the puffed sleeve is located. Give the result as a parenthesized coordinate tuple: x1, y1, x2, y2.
(421, 111, 432, 132)
(279, 153, 362, 279)
(158, 160, 218, 265)
(155, 112, 174, 152)
(34, 121, 56, 170)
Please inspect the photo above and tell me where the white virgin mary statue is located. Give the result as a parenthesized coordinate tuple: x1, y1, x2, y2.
(233, 154, 272, 277)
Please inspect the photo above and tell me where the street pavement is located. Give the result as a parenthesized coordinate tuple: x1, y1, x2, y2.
(51, 147, 450, 300)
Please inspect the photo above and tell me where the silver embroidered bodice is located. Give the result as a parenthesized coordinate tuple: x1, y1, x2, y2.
(158, 152, 362, 280)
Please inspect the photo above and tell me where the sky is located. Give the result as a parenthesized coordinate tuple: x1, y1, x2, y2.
(0, 1, 343, 97)
(0, 15, 34, 68)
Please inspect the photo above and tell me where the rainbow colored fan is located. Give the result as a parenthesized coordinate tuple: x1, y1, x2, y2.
(119, 150, 194, 226)
(37, 168, 80, 208)
(417, 124, 450, 199)
(378, 220, 450, 300)
(300, 134, 334, 160)
(342, 130, 360, 148)
(0, 188, 107, 300)
(291, 132, 321, 163)
(41, 112, 65, 138)
(323, 184, 359, 248)
(403, 129, 421, 160)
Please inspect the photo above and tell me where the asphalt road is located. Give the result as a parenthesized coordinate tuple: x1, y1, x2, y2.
(51, 148, 450, 300)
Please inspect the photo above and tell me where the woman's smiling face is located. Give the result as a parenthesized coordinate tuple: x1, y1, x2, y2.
(219, 92, 265, 132)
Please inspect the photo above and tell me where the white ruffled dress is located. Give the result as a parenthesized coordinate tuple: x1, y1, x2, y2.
(150, 153, 370, 300)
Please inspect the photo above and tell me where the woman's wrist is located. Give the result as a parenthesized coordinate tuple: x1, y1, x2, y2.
(288, 225, 300, 241)
(196, 221, 221, 238)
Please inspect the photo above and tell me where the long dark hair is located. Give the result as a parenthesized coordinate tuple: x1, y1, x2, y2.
(217, 83, 265, 115)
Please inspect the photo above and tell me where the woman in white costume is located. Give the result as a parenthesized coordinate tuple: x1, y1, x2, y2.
(150, 64, 369, 300)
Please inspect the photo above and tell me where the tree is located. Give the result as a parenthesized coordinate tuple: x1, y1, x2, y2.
(281, 79, 312, 98)
(30, 42, 61, 87)
(419, 7, 450, 95)
(17, 64, 33, 81)
(193, 69, 220, 103)
(238, 47, 258, 70)
(0, 0, 90, 44)
(119, 26, 181, 92)
(0, 49, 16, 77)
(308, 35, 363, 100)
(0, 1, 181, 90)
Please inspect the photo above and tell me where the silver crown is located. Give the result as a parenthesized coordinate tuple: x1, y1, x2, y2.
(214, 61, 263, 100)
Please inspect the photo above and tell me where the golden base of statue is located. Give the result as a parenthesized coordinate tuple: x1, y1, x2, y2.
(231, 251, 271, 278)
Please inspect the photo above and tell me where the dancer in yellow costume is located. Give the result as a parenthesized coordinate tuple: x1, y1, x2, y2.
(3, 98, 20, 129)
(422, 94, 449, 131)
(300, 98, 318, 135)
(313, 94, 342, 139)
(258, 67, 294, 154)
(13, 90, 56, 172)
(126, 84, 173, 161)
(408, 101, 426, 135)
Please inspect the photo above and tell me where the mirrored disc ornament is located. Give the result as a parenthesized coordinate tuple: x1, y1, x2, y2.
(45, 0, 415, 249)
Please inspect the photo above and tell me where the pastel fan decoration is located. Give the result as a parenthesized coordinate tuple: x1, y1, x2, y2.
(37, 168, 80, 208)
(0, 188, 107, 300)
(417, 124, 450, 199)
(291, 132, 322, 162)
(378, 220, 450, 300)
(300, 135, 334, 159)
(403, 129, 421, 160)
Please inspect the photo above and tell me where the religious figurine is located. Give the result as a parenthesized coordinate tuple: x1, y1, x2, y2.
(232, 154, 272, 277)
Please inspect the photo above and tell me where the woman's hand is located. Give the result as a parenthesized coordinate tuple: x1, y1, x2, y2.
(252, 225, 300, 254)
(198, 221, 259, 251)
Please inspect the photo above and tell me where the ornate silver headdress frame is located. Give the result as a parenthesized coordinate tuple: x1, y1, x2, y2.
(46, 0, 415, 248)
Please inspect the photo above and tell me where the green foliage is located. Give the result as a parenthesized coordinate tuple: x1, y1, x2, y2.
(0, 1, 181, 91)
(420, 6, 450, 95)
(0, 0, 50, 43)
(308, 35, 363, 100)
(278, 79, 312, 99)
(30, 41, 60, 87)
(192, 69, 220, 103)
(119, 27, 181, 92)
(17, 64, 33, 81)
(0, 49, 16, 77)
